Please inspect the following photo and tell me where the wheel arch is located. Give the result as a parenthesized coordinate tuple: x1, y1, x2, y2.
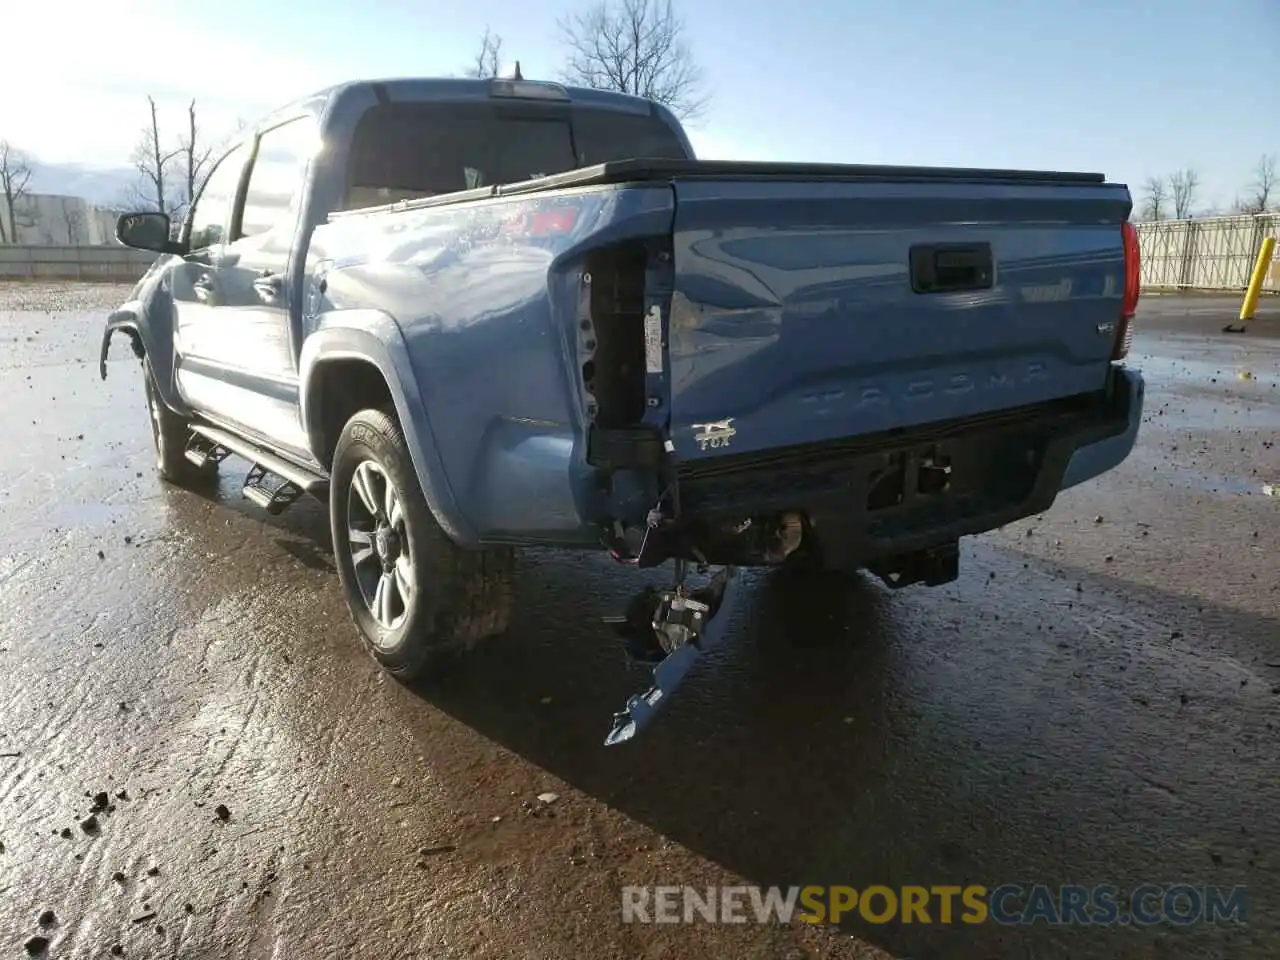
(100, 265, 193, 417)
(101, 309, 145, 370)
(299, 317, 477, 546)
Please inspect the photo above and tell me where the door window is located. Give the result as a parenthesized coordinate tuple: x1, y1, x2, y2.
(187, 143, 245, 251)
(240, 117, 316, 239)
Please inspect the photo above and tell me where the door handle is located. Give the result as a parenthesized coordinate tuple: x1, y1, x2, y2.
(909, 243, 994, 295)
(192, 273, 216, 302)
(253, 271, 283, 304)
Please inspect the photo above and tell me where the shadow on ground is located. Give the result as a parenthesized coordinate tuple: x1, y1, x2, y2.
(418, 552, 1278, 959)
(183, 476, 1278, 959)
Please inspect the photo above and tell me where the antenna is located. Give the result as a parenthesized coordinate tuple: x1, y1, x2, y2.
(512, 60, 523, 80)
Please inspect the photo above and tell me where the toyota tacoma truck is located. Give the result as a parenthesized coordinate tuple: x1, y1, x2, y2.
(102, 75, 1144, 744)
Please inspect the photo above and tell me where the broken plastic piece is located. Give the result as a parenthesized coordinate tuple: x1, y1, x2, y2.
(604, 567, 738, 745)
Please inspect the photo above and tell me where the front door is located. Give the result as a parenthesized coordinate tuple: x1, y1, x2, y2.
(173, 116, 316, 459)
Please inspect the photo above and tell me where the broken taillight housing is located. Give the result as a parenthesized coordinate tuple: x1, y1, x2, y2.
(1113, 220, 1141, 360)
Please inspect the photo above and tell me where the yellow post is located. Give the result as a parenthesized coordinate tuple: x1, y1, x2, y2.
(1238, 235, 1276, 323)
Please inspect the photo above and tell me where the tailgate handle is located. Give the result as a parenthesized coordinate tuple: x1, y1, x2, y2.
(910, 243, 993, 294)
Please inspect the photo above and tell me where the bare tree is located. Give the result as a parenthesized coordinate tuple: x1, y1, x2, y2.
(557, 0, 708, 120)
(1242, 153, 1276, 215)
(467, 27, 504, 78)
(12, 199, 40, 243)
(60, 198, 84, 244)
(1139, 176, 1168, 221)
(1169, 167, 1200, 220)
(174, 99, 213, 223)
(0, 140, 34, 243)
(128, 95, 180, 214)
(125, 95, 214, 225)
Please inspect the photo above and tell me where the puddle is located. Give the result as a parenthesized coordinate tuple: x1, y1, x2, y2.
(1132, 349, 1280, 430)
(1141, 395, 1280, 430)
(1145, 463, 1259, 496)
(53, 501, 135, 527)
(1131, 353, 1279, 388)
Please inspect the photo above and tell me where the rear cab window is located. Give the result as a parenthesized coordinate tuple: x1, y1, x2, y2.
(341, 100, 689, 211)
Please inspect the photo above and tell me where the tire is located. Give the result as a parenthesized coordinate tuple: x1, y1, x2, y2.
(330, 408, 514, 679)
(142, 358, 216, 487)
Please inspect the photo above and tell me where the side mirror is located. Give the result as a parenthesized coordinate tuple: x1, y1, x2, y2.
(116, 212, 180, 254)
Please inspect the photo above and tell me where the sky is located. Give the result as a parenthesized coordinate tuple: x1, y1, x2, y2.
(3, 0, 1277, 213)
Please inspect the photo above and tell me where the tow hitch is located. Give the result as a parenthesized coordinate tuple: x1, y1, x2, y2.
(602, 561, 739, 745)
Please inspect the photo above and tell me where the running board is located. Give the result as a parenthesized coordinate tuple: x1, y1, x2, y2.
(188, 424, 329, 513)
(184, 434, 232, 470)
(243, 463, 304, 515)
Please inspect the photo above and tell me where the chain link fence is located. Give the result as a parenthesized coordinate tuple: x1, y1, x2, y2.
(1134, 214, 1278, 292)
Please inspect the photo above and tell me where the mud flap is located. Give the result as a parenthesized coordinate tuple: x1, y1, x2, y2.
(604, 566, 740, 745)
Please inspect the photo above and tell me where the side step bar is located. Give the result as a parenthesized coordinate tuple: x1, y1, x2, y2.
(184, 437, 232, 471)
(188, 424, 329, 515)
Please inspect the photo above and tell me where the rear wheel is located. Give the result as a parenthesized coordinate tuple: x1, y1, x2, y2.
(142, 358, 215, 487)
(330, 408, 514, 678)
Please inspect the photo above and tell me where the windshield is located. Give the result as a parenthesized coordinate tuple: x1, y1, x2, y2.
(342, 100, 689, 210)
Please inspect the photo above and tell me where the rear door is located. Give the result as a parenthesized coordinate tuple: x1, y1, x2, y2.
(663, 175, 1132, 462)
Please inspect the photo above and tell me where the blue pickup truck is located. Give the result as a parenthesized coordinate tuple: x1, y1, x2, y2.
(102, 75, 1144, 744)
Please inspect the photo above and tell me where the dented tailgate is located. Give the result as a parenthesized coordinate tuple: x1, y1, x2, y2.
(662, 176, 1133, 462)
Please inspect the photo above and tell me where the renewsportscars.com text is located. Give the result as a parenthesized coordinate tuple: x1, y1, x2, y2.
(621, 884, 1248, 926)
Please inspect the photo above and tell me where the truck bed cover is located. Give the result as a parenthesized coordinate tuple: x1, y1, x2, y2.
(329, 158, 1109, 219)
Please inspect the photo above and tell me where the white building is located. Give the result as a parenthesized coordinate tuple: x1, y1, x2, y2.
(3, 193, 121, 245)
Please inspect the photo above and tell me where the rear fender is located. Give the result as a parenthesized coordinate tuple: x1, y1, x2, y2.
(299, 312, 476, 546)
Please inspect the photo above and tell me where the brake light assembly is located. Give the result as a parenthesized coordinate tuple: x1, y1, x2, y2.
(488, 79, 569, 102)
(1114, 220, 1141, 360)
(498, 205, 579, 240)
(530, 207, 577, 236)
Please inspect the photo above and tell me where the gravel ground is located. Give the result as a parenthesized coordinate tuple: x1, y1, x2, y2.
(0, 281, 1277, 959)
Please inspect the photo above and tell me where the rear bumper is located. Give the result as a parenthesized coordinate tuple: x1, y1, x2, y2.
(1059, 365, 1144, 490)
(673, 365, 1144, 566)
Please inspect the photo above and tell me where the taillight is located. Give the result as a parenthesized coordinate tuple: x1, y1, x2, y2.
(497, 205, 578, 240)
(1114, 221, 1141, 360)
(530, 207, 577, 236)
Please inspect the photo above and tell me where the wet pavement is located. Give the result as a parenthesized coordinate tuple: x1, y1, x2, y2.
(0, 283, 1278, 959)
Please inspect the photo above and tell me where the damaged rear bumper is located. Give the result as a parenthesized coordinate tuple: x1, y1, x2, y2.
(668, 365, 1144, 569)
(1059, 366, 1144, 490)
(600, 367, 1143, 744)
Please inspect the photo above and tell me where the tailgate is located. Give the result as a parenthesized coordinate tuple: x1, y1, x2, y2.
(663, 176, 1132, 462)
